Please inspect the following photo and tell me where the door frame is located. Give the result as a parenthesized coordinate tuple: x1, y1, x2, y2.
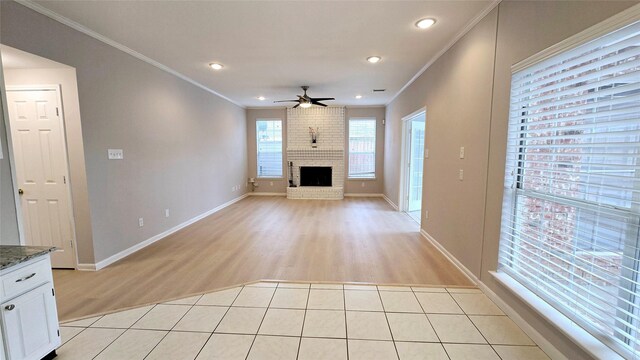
(399, 107, 426, 219)
(5, 84, 79, 269)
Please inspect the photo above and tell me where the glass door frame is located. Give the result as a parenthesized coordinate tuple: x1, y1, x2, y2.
(399, 107, 426, 224)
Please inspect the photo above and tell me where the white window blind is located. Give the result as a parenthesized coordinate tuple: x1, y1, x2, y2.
(498, 19, 640, 358)
(256, 120, 282, 178)
(348, 119, 376, 179)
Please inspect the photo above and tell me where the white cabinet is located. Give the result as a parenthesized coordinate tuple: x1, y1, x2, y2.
(0, 255, 60, 360)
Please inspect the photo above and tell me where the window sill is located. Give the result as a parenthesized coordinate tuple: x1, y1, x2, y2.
(490, 271, 626, 360)
(256, 177, 284, 180)
(347, 177, 377, 181)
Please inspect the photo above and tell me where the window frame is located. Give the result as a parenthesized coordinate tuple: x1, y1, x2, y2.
(255, 118, 283, 179)
(347, 118, 377, 180)
(497, 10, 640, 359)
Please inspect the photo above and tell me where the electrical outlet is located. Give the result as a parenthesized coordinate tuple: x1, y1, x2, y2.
(425, 148, 429, 159)
(361, 182, 365, 188)
(459, 169, 464, 181)
(107, 149, 123, 160)
(425, 210, 429, 220)
(459, 147, 465, 159)
(270, 181, 274, 186)
(165, 209, 170, 218)
(138, 217, 144, 227)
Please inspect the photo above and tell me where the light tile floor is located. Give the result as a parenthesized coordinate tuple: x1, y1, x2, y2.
(58, 281, 551, 360)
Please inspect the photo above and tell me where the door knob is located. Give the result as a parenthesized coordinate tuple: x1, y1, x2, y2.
(4, 305, 15, 311)
(18, 189, 24, 195)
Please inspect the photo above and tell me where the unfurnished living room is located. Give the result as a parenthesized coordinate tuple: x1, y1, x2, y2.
(0, 1, 639, 359)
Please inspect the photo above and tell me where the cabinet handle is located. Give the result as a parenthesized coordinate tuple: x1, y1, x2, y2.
(4, 305, 15, 311)
(15, 273, 36, 282)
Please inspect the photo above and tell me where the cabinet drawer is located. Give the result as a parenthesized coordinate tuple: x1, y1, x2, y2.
(2, 259, 51, 300)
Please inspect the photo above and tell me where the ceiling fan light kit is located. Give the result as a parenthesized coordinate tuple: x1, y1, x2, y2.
(273, 86, 335, 108)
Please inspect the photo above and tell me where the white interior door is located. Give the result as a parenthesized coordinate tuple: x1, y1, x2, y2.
(6, 87, 76, 268)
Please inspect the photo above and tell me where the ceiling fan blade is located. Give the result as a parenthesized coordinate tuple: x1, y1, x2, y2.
(293, 104, 300, 108)
(273, 100, 299, 103)
(310, 97, 335, 101)
(311, 101, 328, 107)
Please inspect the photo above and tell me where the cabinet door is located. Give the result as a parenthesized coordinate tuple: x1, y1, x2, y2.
(2, 283, 60, 360)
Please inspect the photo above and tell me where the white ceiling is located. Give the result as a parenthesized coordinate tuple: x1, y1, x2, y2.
(32, 1, 493, 108)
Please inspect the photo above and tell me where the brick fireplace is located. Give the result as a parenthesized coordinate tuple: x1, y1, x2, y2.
(286, 107, 344, 199)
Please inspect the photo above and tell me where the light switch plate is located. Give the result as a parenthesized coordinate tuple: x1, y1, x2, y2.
(459, 147, 465, 159)
(108, 149, 123, 160)
(459, 169, 464, 181)
(425, 148, 429, 159)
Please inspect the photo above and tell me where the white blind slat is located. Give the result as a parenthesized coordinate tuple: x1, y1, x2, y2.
(499, 19, 640, 359)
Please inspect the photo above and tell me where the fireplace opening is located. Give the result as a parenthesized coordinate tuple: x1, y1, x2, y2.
(300, 166, 332, 187)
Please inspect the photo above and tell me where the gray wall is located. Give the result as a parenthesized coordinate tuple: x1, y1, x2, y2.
(383, 1, 636, 358)
(247, 106, 385, 195)
(0, 74, 20, 245)
(1, 1, 248, 263)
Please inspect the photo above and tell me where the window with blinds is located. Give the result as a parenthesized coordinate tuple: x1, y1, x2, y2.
(348, 119, 376, 179)
(256, 120, 283, 178)
(498, 19, 640, 358)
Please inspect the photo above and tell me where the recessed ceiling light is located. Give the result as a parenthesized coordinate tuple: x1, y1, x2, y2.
(367, 56, 381, 64)
(355, 95, 363, 99)
(416, 18, 436, 29)
(209, 63, 224, 70)
(257, 96, 266, 101)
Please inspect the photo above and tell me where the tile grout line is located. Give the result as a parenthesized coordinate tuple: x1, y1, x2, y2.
(411, 286, 450, 359)
(295, 283, 312, 359)
(193, 286, 244, 360)
(142, 294, 204, 359)
(447, 288, 504, 359)
(375, 286, 401, 360)
(341, 283, 349, 360)
(244, 284, 278, 360)
(90, 303, 158, 359)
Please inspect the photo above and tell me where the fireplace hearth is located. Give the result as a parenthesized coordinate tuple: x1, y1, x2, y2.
(300, 166, 332, 187)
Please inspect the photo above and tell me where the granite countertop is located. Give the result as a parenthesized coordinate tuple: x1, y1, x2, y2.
(0, 245, 56, 270)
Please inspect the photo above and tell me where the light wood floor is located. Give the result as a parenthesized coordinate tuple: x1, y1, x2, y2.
(53, 196, 472, 321)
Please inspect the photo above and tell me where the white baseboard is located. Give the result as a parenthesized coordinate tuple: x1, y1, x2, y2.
(344, 193, 384, 198)
(382, 194, 399, 210)
(419, 229, 564, 360)
(85, 193, 250, 271)
(76, 263, 96, 271)
(420, 230, 478, 284)
(249, 192, 286, 196)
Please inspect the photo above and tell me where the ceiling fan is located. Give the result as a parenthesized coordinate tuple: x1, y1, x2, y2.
(274, 86, 335, 108)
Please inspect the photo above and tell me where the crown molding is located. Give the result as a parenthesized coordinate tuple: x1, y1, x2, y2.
(15, 0, 245, 109)
(386, 0, 501, 106)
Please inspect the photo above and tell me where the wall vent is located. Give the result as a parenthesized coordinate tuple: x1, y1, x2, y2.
(372, 89, 386, 92)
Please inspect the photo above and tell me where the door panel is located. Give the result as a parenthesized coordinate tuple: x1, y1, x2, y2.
(7, 89, 75, 268)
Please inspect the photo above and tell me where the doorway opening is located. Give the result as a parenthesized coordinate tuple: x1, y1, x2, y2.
(401, 109, 426, 224)
(2, 45, 88, 269)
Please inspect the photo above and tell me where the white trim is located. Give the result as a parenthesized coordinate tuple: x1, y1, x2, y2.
(14, 0, 244, 109)
(491, 272, 624, 360)
(79, 193, 249, 271)
(249, 192, 287, 196)
(479, 277, 568, 360)
(419, 230, 567, 360)
(343, 193, 383, 198)
(382, 194, 399, 210)
(6, 85, 79, 269)
(387, 0, 501, 105)
(512, 3, 640, 73)
(399, 108, 426, 214)
(76, 263, 96, 272)
(420, 230, 478, 284)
